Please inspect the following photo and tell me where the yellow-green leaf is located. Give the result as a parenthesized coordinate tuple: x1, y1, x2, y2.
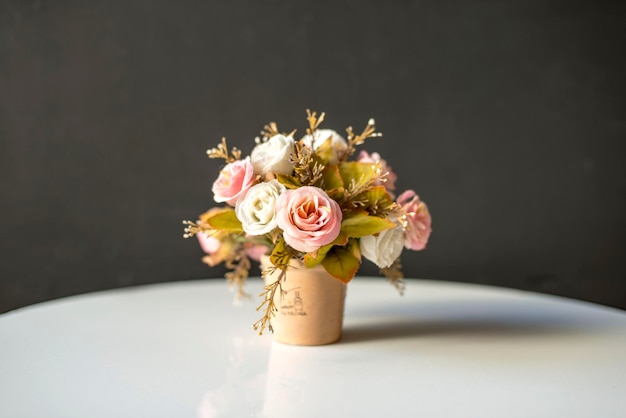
(321, 245, 361, 284)
(340, 212, 396, 238)
(325, 187, 346, 203)
(339, 161, 378, 187)
(348, 238, 361, 261)
(303, 232, 349, 268)
(270, 238, 291, 267)
(320, 164, 344, 190)
(206, 208, 243, 232)
(333, 231, 349, 246)
(314, 136, 335, 163)
(276, 174, 301, 189)
(303, 244, 332, 268)
(355, 185, 394, 210)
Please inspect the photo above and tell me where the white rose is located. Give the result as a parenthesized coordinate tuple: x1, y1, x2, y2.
(250, 134, 295, 175)
(235, 180, 286, 235)
(360, 226, 404, 268)
(302, 129, 348, 164)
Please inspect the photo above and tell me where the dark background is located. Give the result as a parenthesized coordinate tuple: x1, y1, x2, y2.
(1, 0, 625, 313)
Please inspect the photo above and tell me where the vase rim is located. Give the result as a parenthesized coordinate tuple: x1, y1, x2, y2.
(259, 254, 327, 272)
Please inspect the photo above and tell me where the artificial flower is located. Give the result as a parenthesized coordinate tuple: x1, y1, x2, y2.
(196, 209, 239, 267)
(250, 134, 295, 175)
(397, 190, 432, 251)
(360, 226, 404, 268)
(358, 150, 397, 191)
(302, 129, 348, 164)
(212, 158, 257, 206)
(243, 242, 269, 262)
(275, 186, 342, 253)
(235, 179, 286, 236)
(184, 111, 432, 335)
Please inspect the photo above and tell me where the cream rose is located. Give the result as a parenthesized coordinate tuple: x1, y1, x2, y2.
(235, 180, 286, 236)
(302, 129, 348, 164)
(360, 225, 404, 268)
(275, 186, 342, 253)
(211, 158, 257, 206)
(250, 134, 296, 175)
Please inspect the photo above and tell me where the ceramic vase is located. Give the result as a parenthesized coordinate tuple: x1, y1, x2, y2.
(260, 256, 347, 345)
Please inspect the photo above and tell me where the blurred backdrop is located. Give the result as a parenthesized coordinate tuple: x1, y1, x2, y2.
(1, 0, 625, 312)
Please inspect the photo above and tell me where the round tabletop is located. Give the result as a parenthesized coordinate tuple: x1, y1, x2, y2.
(1, 278, 624, 418)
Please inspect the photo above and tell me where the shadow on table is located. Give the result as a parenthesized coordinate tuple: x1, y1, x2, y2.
(340, 297, 613, 344)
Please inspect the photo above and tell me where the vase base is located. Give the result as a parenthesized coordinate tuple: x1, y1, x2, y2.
(272, 333, 342, 346)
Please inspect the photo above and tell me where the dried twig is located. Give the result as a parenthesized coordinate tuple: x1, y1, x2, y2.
(343, 118, 382, 160)
(380, 258, 405, 295)
(225, 246, 252, 301)
(306, 109, 326, 135)
(292, 141, 325, 186)
(207, 137, 242, 163)
(261, 122, 280, 140)
(253, 265, 288, 335)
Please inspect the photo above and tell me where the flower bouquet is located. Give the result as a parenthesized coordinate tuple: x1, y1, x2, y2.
(183, 111, 431, 339)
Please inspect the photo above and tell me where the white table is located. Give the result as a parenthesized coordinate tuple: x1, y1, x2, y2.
(1, 278, 625, 418)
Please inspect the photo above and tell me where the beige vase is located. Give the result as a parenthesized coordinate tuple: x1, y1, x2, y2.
(260, 256, 347, 346)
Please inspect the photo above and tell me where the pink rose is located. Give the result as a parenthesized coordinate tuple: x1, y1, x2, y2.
(197, 231, 236, 267)
(358, 150, 397, 191)
(197, 231, 220, 254)
(275, 186, 342, 253)
(397, 190, 432, 251)
(196, 208, 237, 266)
(211, 158, 257, 206)
(244, 242, 269, 262)
(198, 232, 267, 264)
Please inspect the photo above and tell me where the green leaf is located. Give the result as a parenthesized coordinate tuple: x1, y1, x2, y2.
(206, 208, 243, 232)
(339, 162, 378, 187)
(276, 174, 301, 189)
(340, 212, 396, 238)
(321, 244, 361, 284)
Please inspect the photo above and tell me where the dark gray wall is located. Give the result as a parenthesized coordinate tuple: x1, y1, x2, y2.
(1, 0, 625, 312)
